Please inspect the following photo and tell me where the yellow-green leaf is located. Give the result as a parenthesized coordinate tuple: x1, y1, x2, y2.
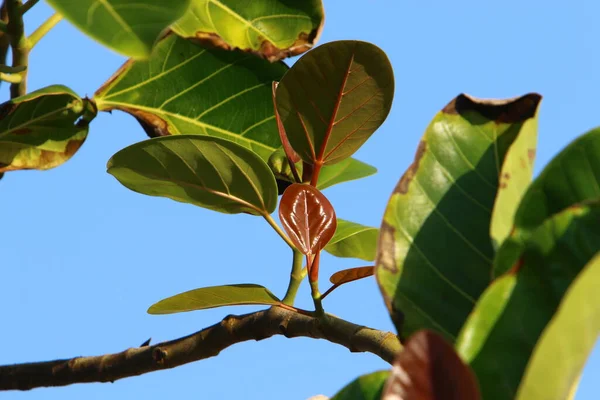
(148, 284, 280, 314)
(172, 0, 324, 61)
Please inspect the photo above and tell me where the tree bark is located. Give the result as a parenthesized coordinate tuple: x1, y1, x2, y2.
(0, 306, 401, 391)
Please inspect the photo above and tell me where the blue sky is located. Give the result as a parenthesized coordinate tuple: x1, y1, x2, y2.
(1, 1, 599, 399)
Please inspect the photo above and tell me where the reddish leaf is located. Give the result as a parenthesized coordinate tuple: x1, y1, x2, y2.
(322, 266, 374, 300)
(279, 183, 337, 256)
(330, 266, 374, 285)
(272, 82, 301, 165)
(382, 330, 480, 400)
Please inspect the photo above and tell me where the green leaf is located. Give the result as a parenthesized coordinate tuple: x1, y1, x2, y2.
(276, 40, 394, 165)
(317, 158, 377, 190)
(494, 127, 600, 276)
(331, 371, 389, 400)
(95, 34, 288, 162)
(148, 284, 280, 314)
(324, 219, 378, 261)
(0, 85, 92, 172)
(375, 94, 542, 342)
(269, 147, 376, 193)
(456, 202, 600, 400)
(107, 135, 278, 215)
(47, 0, 190, 59)
(515, 253, 600, 400)
(172, 0, 324, 62)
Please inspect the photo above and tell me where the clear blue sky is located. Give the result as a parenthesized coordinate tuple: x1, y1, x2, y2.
(2, 1, 599, 399)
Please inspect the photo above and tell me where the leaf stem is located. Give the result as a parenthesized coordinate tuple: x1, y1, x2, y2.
(308, 253, 324, 315)
(28, 12, 61, 48)
(282, 249, 305, 305)
(6, 0, 27, 97)
(263, 213, 296, 250)
(19, 0, 37, 15)
(310, 161, 323, 186)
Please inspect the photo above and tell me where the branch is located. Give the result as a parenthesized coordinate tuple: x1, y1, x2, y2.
(0, 306, 401, 391)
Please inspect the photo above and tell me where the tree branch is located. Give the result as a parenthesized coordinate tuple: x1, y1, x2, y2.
(0, 306, 401, 391)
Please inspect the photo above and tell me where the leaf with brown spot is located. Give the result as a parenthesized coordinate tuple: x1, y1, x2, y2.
(0, 85, 94, 173)
(382, 330, 480, 400)
(171, 0, 324, 62)
(279, 183, 336, 256)
(376, 93, 541, 341)
(494, 126, 600, 277)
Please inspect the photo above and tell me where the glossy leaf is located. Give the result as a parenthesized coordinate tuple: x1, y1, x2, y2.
(172, 0, 324, 62)
(0, 85, 92, 172)
(515, 253, 600, 400)
(456, 203, 600, 400)
(95, 34, 288, 161)
(148, 284, 280, 314)
(375, 94, 542, 341)
(276, 40, 394, 165)
(494, 127, 600, 276)
(331, 371, 389, 400)
(324, 219, 378, 261)
(107, 135, 278, 215)
(382, 330, 480, 400)
(46, 0, 190, 59)
(279, 183, 336, 256)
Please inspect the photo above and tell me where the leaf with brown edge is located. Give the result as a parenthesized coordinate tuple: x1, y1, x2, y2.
(275, 40, 394, 167)
(171, 0, 324, 62)
(382, 330, 480, 400)
(376, 93, 541, 342)
(0, 85, 93, 173)
(279, 183, 336, 256)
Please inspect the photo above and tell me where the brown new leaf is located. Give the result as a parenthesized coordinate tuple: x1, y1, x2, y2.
(382, 330, 480, 400)
(279, 183, 336, 256)
(329, 266, 375, 285)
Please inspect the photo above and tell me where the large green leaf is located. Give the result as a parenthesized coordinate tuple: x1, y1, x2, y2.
(275, 40, 394, 166)
(375, 94, 541, 341)
(95, 34, 288, 161)
(331, 371, 389, 400)
(324, 219, 378, 261)
(172, 0, 324, 61)
(47, 0, 190, 59)
(515, 253, 600, 400)
(456, 203, 600, 400)
(0, 85, 93, 172)
(148, 284, 280, 314)
(494, 127, 600, 276)
(107, 135, 278, 215)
